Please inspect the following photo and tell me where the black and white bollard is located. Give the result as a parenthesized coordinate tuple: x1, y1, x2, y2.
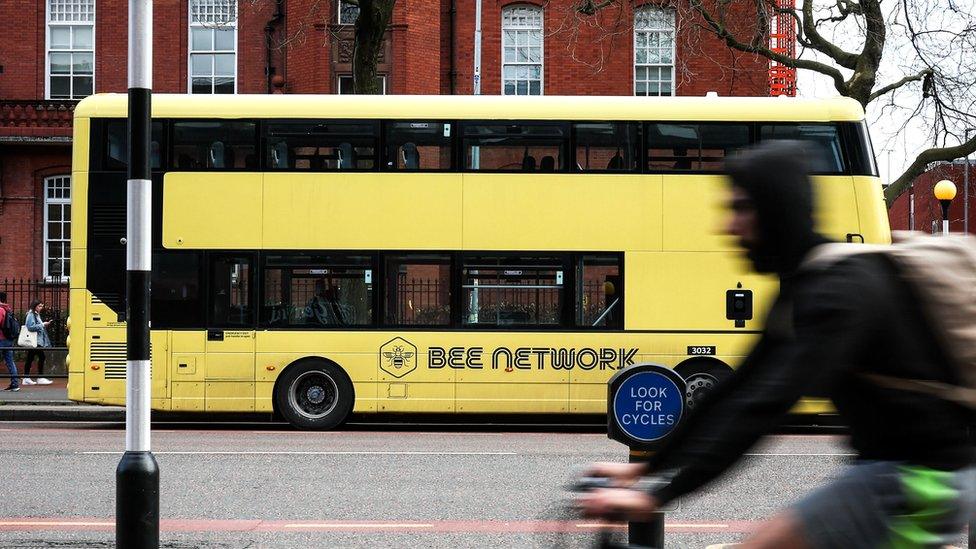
(116, 0, 158, 547)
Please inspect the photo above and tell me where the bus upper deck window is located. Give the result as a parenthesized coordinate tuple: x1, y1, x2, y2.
(573, 122, 639, 172)
(463, 123, 567, 171)
(646, 123, 749, 172)
(385, 122, 453, 171)
(760, 123, 845, 174)
(99, 119, 165, 171)
(265, 122, 377, 171)
(172, 121, 257, 171)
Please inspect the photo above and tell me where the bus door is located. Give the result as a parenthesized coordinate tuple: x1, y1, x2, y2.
(204, 254, 257, 411)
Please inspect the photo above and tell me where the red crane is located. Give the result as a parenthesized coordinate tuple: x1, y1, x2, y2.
(769, 0, 797, 96)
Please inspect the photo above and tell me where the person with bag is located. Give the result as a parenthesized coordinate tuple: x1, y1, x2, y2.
(0, 291, 20, 392)
(20, 300, 53, 386)
(577, 141, 976, 548)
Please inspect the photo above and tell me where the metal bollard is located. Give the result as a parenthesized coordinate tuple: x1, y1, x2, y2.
(628, 450, 664, 548)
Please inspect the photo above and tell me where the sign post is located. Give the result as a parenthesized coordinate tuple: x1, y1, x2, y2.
(608, 363, 686, 548)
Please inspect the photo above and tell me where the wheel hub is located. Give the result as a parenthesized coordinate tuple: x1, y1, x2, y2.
(684, 374, 717, 410)
(306, 385, 326, 405)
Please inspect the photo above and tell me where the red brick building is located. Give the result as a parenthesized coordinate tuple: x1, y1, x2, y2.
(0, 0, 769, 287)
(888, 160, 976, 235)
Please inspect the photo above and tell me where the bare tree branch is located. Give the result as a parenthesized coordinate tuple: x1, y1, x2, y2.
(869, 68, 933, 102)
(691, 0, 849, 94)
(885, 135, 976, 207)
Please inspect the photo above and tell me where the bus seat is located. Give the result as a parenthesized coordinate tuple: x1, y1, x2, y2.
(401, 142, 420, 169)
(607, 151, 624, 170)
(209, 141, 226, 168)
(540, 156, 555, 171)
(521, 154, 536, 171)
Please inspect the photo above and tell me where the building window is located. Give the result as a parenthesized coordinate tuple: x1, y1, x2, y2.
(189, 0, 237, 94)
(46, 0, 95, 100)
(634, 7, 675, 96)
(502, 5, 543, 96)
(337, 75, 387, 94)
(338, 0, 359, 24)
(44, 176, 71, 280)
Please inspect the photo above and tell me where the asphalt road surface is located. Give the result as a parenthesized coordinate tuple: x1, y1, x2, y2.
(0, 420, 965, 548)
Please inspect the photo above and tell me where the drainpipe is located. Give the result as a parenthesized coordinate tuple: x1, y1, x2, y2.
(449, 0, 456, 94)
(473, 0, 482, 94)
(265, 0, 284, 94)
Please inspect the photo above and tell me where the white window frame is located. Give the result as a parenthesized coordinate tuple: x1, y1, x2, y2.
(501, 5, 544, 96)
(337, 0, 359, 25)
(337, 75, 387, 94)
(43, 175, 71, 281)
(633, 6, 676, 97)
(45, 0, 96, 100)
(188, 0, 238, 94)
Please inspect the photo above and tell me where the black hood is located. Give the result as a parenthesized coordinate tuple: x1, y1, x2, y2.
(725, 140, 830, 277)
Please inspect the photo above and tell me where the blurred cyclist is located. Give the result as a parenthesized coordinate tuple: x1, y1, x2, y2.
(578, 141, 976, 548)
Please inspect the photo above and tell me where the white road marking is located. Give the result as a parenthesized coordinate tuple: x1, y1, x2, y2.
(284, 523, 433, 529)
(0, 521, 113, 527)
(744, 452, 855, 457)
(575, 523, 730, 529)
(80, 451, 516, 456)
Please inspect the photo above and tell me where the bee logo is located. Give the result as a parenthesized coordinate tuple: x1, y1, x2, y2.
(379, 337, 418, 378)
(383, 346, 414, 370)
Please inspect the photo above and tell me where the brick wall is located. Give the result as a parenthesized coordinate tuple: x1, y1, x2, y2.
(0, 146, 72, 280)
(889, 163, 976, 234)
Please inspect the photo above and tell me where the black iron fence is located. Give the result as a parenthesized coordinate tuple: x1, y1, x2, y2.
(0, 278, 69, 346)
(0, 279, 69, 380)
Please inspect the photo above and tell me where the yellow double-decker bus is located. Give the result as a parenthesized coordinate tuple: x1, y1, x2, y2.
(68, 94, 887, 429)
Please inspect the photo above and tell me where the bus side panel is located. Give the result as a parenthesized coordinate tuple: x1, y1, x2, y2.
(256, 332, 382, 413)
(662, 175, 736, 252)
(162, 173, 264, 249)
(261, 173, 462, 250)
(151, 330, 170, 409)
(67, 288, 87, 403)
(453, 333, 569, 414)
(853, 176, 891, 244)
(171, 331, 206, 411)
(376, 333, 455, 413)
(462, 174, 662, 251)
(568, 333, 757, 413)
(625, 251, 774, 332)
(812, 176, 862, 241)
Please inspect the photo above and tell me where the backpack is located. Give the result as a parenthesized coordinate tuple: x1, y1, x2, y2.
(0, 307, 20, 341)
(802, 231, 976, 408)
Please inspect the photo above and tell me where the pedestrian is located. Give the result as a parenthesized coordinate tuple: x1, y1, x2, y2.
(0, 291, 20, 391)
(21, 300, 53, 386)
(577, 141, 976, 548)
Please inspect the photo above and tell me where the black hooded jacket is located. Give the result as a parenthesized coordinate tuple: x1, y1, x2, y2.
(645, 142, 975, 505)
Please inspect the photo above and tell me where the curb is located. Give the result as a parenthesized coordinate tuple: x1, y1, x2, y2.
(0, 405, 124, 421)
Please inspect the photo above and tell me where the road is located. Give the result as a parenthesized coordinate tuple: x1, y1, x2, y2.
(0, 420, 961, 548)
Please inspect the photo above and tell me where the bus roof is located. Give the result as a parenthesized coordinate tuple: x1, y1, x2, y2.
(74, 94, 865, 122)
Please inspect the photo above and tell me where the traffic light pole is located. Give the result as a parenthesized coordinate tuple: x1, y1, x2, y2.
(116, 0, 158, 547)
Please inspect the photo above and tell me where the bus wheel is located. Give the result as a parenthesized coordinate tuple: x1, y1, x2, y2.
(674, 360, 732, 412)
(276, 360, 354, 430)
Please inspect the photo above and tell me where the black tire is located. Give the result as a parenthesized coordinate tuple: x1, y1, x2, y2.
(275, 359, 354, 430)
(674, 360, 732, 412)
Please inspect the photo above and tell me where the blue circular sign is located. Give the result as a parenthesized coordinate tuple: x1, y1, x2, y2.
(612, 371, 684, 443)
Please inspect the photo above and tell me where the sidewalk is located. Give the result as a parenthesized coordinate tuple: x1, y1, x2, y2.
(0, 377, 123, 421)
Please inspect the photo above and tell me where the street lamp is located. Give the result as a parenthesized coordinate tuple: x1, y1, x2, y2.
(965, 128, 974, 234)
(934, 179, 957, 235)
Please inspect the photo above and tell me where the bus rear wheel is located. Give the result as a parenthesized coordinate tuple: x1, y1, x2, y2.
(674, 360, 732, 412)
(276, 360, 354, 430)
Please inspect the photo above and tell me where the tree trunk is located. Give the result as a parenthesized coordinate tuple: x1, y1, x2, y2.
(352, 0, 396, 94)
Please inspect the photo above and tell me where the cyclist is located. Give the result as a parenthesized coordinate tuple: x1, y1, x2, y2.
(578, 141, 976, 548)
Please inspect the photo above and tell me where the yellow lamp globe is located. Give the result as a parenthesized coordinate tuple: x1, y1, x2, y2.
(934, 179, 957, 201)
